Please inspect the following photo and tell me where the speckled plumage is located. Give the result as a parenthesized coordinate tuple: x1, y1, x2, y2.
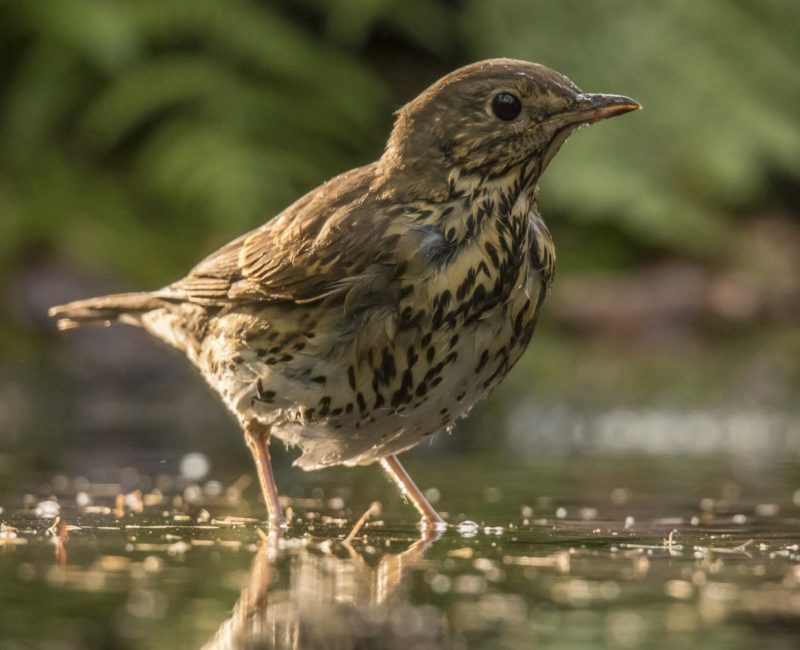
(51, 59, 638, 523)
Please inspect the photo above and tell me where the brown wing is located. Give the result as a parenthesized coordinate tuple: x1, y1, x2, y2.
(164, 163, 397, 306)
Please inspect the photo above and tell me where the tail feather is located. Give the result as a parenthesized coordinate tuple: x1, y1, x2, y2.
(48, 292, 165, 330)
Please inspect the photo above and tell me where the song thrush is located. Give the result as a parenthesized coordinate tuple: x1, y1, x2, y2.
(50, 59, 639, 528)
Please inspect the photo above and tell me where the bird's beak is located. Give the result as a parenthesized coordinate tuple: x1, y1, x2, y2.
(553, 93, 641, 127)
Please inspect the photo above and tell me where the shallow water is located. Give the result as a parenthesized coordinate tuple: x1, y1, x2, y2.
(0, 454, 798, 649)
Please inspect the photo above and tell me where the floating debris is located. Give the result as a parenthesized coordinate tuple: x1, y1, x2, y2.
(0, 524, 26, 546)
(503, 551, 570, 573)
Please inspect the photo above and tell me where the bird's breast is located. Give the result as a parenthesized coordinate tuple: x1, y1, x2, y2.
(386, 196, 550, 404)
(211, 181, 554, 469)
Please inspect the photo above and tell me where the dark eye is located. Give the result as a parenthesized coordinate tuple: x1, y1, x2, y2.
(491, 92, 522, 121)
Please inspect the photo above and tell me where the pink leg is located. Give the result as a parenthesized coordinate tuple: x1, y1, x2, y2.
(380, 454, 445, 528)
(244, 425, 285, 528)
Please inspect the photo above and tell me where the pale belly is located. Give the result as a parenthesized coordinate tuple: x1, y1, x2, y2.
(195, 287, 538, 470)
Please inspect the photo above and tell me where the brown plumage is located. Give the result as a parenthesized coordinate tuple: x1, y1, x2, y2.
(50, 59, 639, 528)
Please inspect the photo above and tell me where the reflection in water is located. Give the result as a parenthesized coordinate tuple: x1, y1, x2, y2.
(203, 525, 447, 650)
(2, 458, 800, 649)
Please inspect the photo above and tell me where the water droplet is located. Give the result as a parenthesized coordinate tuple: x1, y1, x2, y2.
(457, 520, 479, 537)
(183, 484, 202, 503)
(484, 487, 503, 503)
(429, 574, 451, 594)
(424, 487, 440, 504)
(204, 481, 223, 497)
(610, 487, 631, 505)
(180, 452, 210, 481)
(35, 500, 60, 519)
(755, 503, 779, 517)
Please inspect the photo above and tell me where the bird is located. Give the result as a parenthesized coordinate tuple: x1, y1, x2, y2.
(50, 58, 639, 529)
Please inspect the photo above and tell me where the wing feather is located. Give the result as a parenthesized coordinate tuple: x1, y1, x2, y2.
(165, 163, 396, 306)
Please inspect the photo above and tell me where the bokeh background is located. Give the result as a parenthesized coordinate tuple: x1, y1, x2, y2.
(1, 0, 799, 487)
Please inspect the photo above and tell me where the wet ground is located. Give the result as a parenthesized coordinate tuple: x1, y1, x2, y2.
(1, 453, 798, 649)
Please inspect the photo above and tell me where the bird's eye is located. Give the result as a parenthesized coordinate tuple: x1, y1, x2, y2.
(491, 92, 522, 121)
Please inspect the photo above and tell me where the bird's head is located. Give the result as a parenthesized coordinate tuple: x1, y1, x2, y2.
(376, 58, 639, 199)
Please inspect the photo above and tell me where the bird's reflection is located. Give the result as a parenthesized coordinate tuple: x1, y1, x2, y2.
(201, 518, 448, 650)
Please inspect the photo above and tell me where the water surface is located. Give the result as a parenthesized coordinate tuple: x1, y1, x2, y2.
(0, 454, 798, 649)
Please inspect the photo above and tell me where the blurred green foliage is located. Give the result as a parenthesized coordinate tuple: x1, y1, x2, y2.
(1, 0, 798, 287)
(466, 0, 800, 264)
(0, 1, 391, 284)
(1, 0, 799, 499)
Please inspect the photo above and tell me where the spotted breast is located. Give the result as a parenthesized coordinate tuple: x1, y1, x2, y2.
(184, 156, 553, 470)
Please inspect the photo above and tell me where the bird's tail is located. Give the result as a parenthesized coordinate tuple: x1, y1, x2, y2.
(48, 292, 165, 330)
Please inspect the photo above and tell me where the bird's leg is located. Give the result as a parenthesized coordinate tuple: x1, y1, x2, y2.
(380, 454, 445, 529)
(244, 424, 285, 528)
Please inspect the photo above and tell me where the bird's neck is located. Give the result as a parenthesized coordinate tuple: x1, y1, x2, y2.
(393, 155, 548, 335)
(448, 156, 541, 214)
(372, 146, 542, 208)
